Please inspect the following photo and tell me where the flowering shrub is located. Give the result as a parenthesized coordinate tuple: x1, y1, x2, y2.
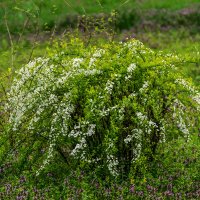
(5, 38, 200, 177)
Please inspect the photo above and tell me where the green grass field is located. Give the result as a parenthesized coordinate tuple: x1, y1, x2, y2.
(0, 0, 200, 34)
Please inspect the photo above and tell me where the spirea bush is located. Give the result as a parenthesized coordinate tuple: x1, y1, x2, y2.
(5, 38, 200, 177)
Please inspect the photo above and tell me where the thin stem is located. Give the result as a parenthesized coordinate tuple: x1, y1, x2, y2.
(4, 9, 15, 73)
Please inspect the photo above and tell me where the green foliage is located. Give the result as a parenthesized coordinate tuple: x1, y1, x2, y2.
(3, 38, 200, 180)
(1, 133, 200, 199)
(1, 0, 199, 35)
(133, 29, 200, 84)
(0, 40, 47, 74)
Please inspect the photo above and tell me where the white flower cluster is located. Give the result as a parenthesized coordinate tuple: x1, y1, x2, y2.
(89, 58, 96, 67)
(132, 142, 142, 162)
(69, 122, 96, 138)
(70, 138, 87, 156)
(37, 95, 74, 175)
(105, 80, 114, 94)
(7, 58, 53, 131)
(55, 68, 102, 88)
(77, 68, 102, 76)
(93, 49, 105, 58)
(136, 112, 147, 121)
(28, 94, 59, 130)
(118, 106, 125, 121)
(59, 96, 75, 137)
(173, 99, 190, 140)
(89, 49, 105, 67)
(99, 105, 118, 117)
(135, 111, 163, 155)
(193, 94, 200, 107)
(105, 137, 119, 176)
(139, 81, 149, 93)
(107, 154, 119, 176)
(72, 58, 84, 68)
(6, 56, 91, 174)
(125, 63, 137, 81)
(36, 113, 60, 176)
(123, 39, 143, 50)
(175, 79, 195, 92)
(175, 78, 200, 108)
(68, 122, 96, 158)
(129, 92, 137, 98)
(124, 135, 133, 144)
(124, 129, 142, 144)
(159, 125, 166, 143)
(136, 112, 158, 130)
(127, 63, 137, 73)
(177, 115, 189, 140)
(124, 128, 143, 161)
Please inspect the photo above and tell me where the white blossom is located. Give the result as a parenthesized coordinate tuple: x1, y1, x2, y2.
(136, 112, 147, 121)
(107, 154, 119, 176)
(105, 80, 114, 94)
(72, 58, 84, 67)
(93, 49, 105, 58)
(124, 135, 133, 144)
(139, 81, 149, 93)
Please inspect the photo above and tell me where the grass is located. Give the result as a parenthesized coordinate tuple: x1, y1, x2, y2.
(0, 0, 200, 34)
(134, 29, 200, 82)
(137, 0, 200, 10)
(0, 40, 47, 74)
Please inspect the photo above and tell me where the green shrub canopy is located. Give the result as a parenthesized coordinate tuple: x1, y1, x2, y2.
(6, 38, 200, 177)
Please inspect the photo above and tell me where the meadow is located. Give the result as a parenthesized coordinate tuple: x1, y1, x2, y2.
(0, 1, 200, 199)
